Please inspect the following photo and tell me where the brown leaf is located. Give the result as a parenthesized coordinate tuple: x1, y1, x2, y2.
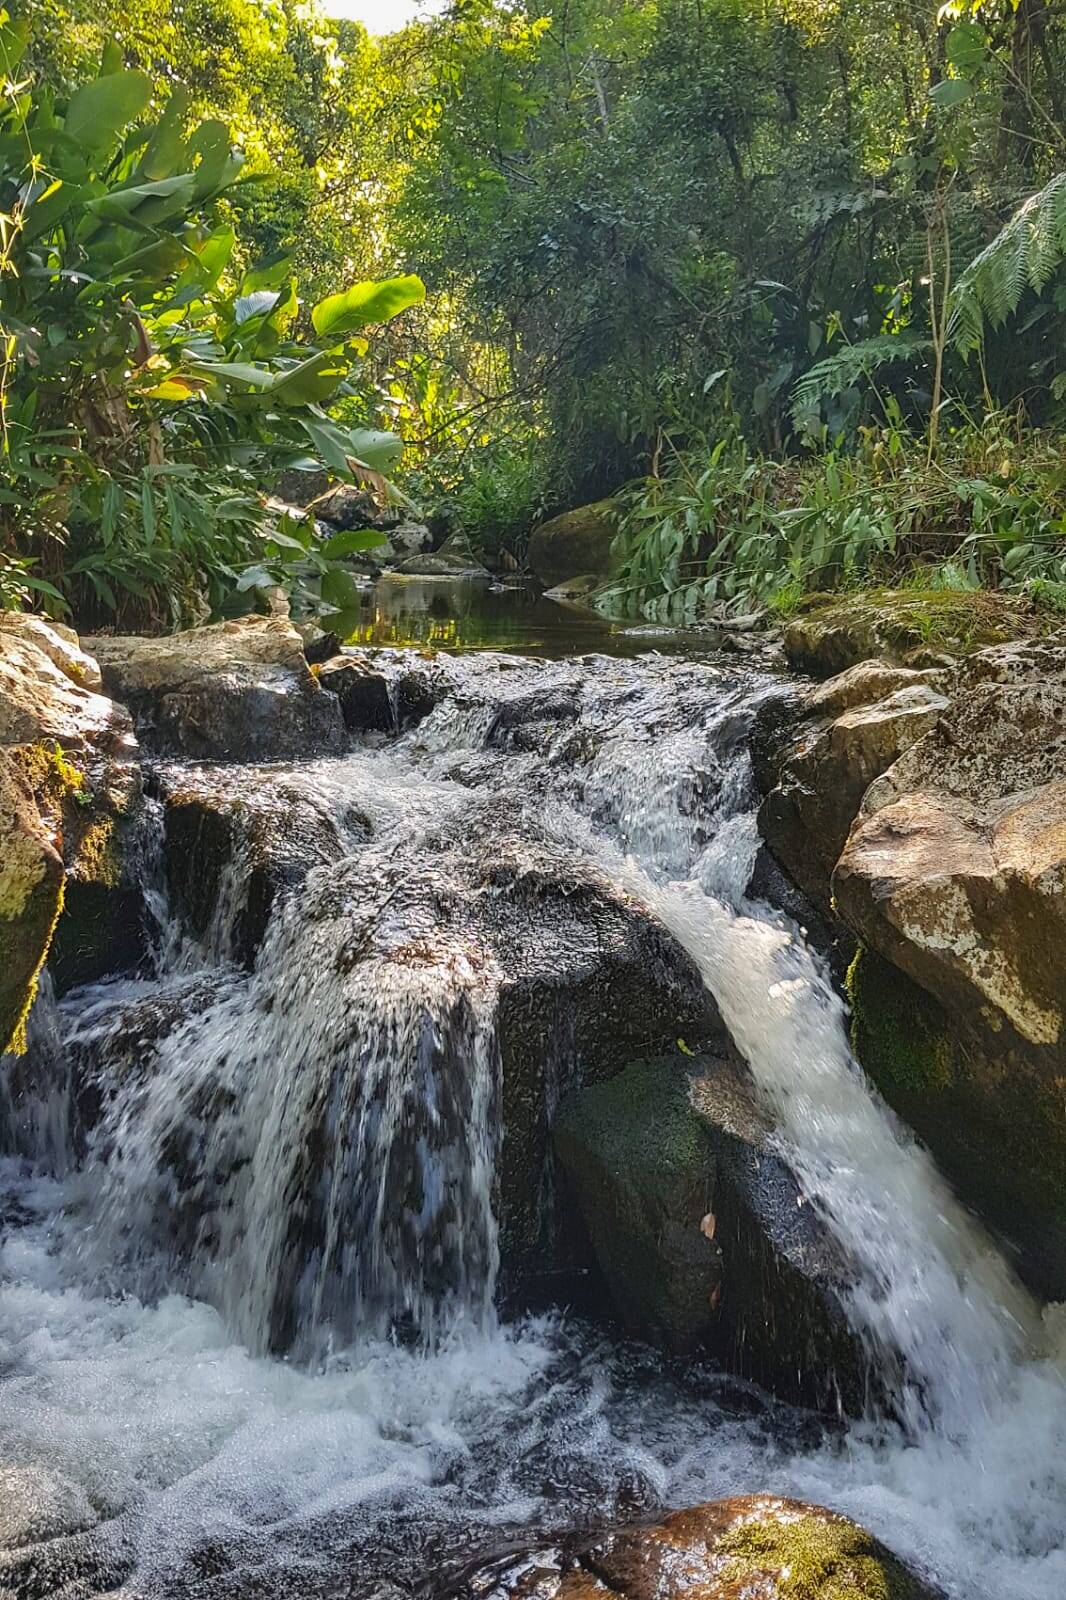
(700, 1212, 716, 1240)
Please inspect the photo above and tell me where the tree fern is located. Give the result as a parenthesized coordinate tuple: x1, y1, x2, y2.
(789, 336, 930, 429)
(951, 173, 1066, 353)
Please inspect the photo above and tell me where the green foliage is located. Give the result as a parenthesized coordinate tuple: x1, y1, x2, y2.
(952, 173, 1066, 353)
(0, 18, 422, 625)
(602, 414, 1066, 620)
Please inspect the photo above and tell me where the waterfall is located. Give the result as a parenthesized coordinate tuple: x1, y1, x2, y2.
(1, 648, 1063, 1600)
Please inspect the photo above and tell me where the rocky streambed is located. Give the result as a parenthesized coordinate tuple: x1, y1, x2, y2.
(1, 599, 1064, 1600)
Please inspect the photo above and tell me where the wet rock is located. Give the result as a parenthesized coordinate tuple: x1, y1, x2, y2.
(834, 632, 1066, 1294)
(528, 500, 619, 588)
(758, 666, 949, 913)
(0, 614, 144, 1021)
(318, 650, 446, 734)
(554, 1057, 865, 1409)
(88, 617, 347, 762)
(396, 531, 491, 579)
(0, 754, 64, 1054)
(782, 588, 1044, 678)
(458, 1495, 937, 1599)
(78, 800, 723, 1351)
(160, 764, 365, 967)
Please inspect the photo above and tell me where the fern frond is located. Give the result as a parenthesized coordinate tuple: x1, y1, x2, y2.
(950, 173, 1066, 352)
(789, 336, 930, 428)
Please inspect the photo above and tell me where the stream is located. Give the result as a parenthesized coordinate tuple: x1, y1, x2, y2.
(1, 588, 1064, 1599)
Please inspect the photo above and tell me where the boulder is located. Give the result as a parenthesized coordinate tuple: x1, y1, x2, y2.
(274, 466, 330, 507)
(781, 588, 1044, 678)
(757, 665, 949, 913)
(554, 1056, 864, 1409)
(87, 617, 346, 762)
(833, 631, 1066, 1293)
(528, 499, 619, 587)
(384, 520, 433, 561)
(396, 531, 490, 579)
(461, 1495, 938, 1600)
(72, 800, 724, 1352)
(0, 614, 144, 1021)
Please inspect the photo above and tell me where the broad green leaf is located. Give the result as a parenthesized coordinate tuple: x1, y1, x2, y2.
(0, 14, 29, 78)
(946, 21, 986, 78)
(64, 69, 153, 155)
(321, 566, 365, 610)
(235, 290, 279, 325)
(138, 85, 191, 181)
(322, 526, 388, 558)
(312, 274, 425, 338)
(347, 427, 403, 471)
(188, 119, 243, 198)
(185, 359, 276, 389)
(929, 78, 973, 109)
(269, 350, 345, 406)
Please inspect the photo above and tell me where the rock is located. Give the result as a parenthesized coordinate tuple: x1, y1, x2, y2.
(160, 764, 366, 967)
(0, 614, 144, 1016)
(313, 482, 380, 530)
(553, 1056, 864, 1409)
(87, 617, 347, 762)
(0, 610, 101, 689)
(461, 1495, 938, 1599)
(782, 589, 1044, 678)
(317, 650, 445, 734)
(79, 800, 724, 1348)
(396, 531, 490, 579)
(758, 667, 949, 913)
(833, 632, 1066, 1294)
(385, 520, 433, 561)
(528, 499, 619, 587)
(274, 466, 330, 507)
(543, 574, 605, 605)
(0, 754, 64, 1054)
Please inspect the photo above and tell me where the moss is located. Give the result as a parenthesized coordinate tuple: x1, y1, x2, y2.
(5, 877, 64, 1056)
(718, 1508, 927, 1600)
(72, 815, 121, 889)
(846, 946, 953, 1097)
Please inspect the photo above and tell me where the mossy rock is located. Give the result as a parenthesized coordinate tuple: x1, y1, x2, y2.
(0, 753, 64, 1054)
(783, 589, 1049, 678)
(848, 945, 1066, 1297)
(467, 1494, 940, 1599)
(528, 499, 619, 586)
(554, 1057, 867, 1408)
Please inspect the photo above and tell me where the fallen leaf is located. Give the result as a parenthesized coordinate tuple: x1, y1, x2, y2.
(700, 1212, 716, 1240)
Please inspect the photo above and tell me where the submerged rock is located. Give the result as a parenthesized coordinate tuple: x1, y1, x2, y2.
(457, 1494, 938, 1599)
(554, 1057, 864, 1409)
(528, 499, 619, 587)
(88, 616, 346, 762)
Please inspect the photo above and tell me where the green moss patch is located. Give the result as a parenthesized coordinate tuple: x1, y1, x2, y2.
(718, 1507, 929, 1600)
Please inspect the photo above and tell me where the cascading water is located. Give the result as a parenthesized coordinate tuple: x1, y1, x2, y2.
(1, 644, 1063, 1600)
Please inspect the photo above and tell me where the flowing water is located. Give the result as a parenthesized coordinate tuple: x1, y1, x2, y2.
(1, 635, 1064, 1599)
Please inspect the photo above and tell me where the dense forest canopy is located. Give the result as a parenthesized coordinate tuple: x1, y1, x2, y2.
(4, 0, 1066, 623)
